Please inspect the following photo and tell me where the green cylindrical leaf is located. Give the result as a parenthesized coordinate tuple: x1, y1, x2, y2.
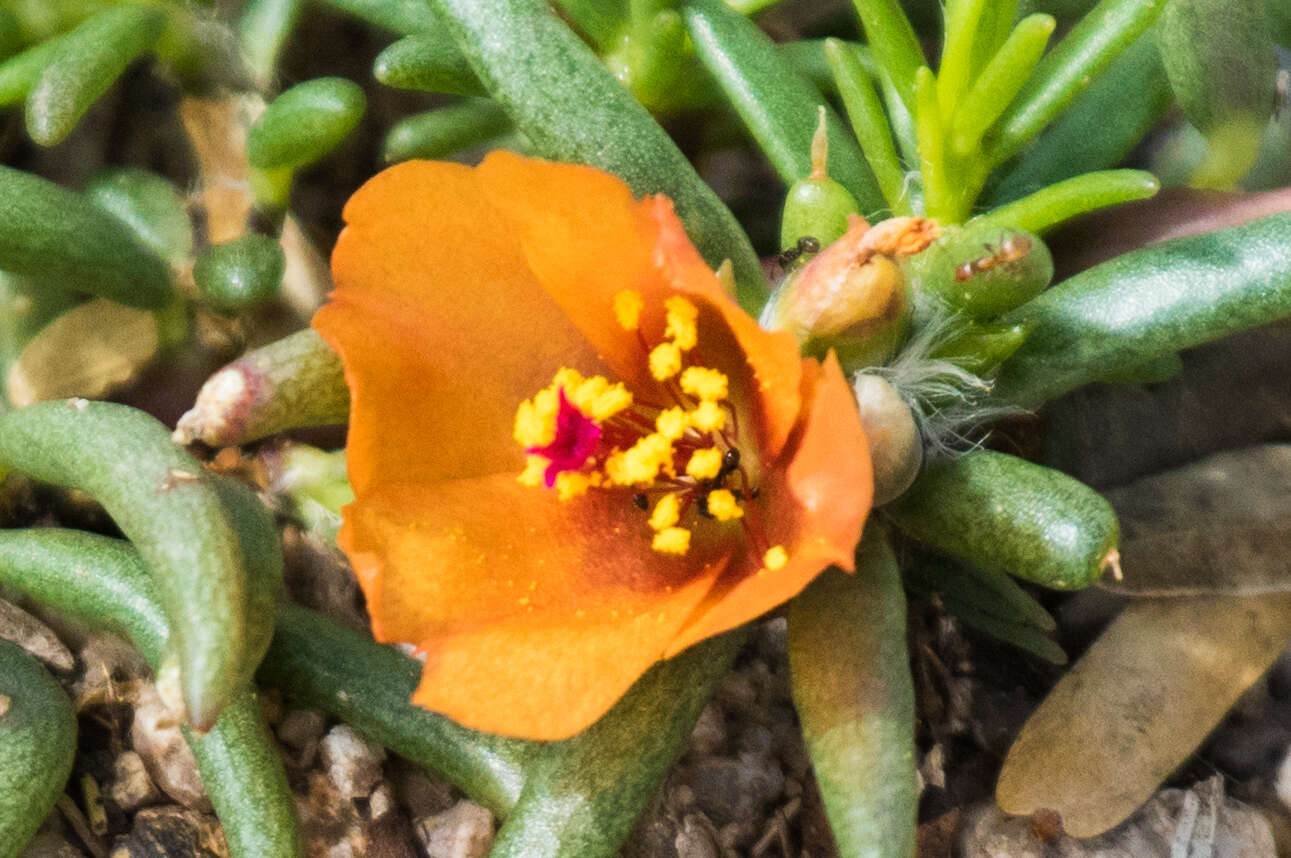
(0, 401, 247, 729)
(0, 639, 77, 858)
(85, 167, 194, 268)
(0, 35, 64, 107)
(237, 0, 303, 90)
(909, 224, 1052, 320)
(682, 0, 884, 214)
(383, 100, 513, 163)
(993, 212, 1291, 408)
(887, 450, 1120, 590)
(788, 531, 917, 858)
(849, 0, 926, 110)
(936, 0, 989, 118)
(0, 166, 172, 307)
(0, 529, 168, 664)
(317, 0, 439, 33)
(174, 329, 348, 447)
(0, 529, 300, 858)
(260, 604, 532, 817)
(26, 5, 165, 146)
(373, 32, 484, 96)
(247, 77, 366, 170)
(914, 66, 953, 219)
(986, 0, 1165, 163)
(1158, 0, 1276, 136)
(185, 693, 304, 858)
(974, 169, 1159, 235)
(950, 14, 1056, 156)
(989, 34, 1171, 203)
(1157, 0, 1276, 188)
(194, 234, 286, 311)
(825, 38, 911, 215)
(488, 633, 742, 858)
(430, 0, 768, 314)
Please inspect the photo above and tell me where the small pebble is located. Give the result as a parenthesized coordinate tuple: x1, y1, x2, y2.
(320, 724, 385, 800)
(111, 751, 161, 812)
(416, 800, 494, 858)
(129, 684, 209, 810)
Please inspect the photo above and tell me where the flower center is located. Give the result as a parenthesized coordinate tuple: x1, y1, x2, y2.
(514, 291, 787, 572)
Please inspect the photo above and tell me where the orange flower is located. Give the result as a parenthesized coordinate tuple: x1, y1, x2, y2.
(312, 152, 872, 740)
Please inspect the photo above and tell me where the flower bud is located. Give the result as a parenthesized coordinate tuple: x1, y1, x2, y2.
(853, 374, 921, 505)
(907, 223, 1052, 322)
(761, 215, 938, 370)
(779, 107, 859, 251)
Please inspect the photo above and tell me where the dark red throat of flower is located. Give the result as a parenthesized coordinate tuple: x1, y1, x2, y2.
(526, 389, 602, 487)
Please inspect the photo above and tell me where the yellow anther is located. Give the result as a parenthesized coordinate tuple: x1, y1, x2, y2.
(685, 447, 723, 480)
(706, 489, 743, 521)
(679, 366, 728, 401)
(764, 545, 788, 571)
(655, 407, 688, 441)
(664, 296, 699, 351)
(568, 375, 632, 421)
(552, 367, 585, 392)
(513, 387, 560, 447)
(649, 493, 681, 531)
(649, 342, 682, 381)
(688, 399, 726, 433)
(652, 527, 691, 555)
(605, 433, 674, 485)
(614, 290, 644, 331)
(555, 472, 591, 501)
(517, 455, 547, 487)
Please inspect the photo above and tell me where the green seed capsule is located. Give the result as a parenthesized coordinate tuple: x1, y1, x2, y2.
(886, 450, 1120, 591)
(246, 77, 366, 171)
(779, 107, 860, 250)
(194, 234, 285, 312)
(0, 639, 76, 858)
(908, 224, 1053, 321)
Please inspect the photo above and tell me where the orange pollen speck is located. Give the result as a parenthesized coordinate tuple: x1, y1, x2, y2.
(511, 291, 781, 561)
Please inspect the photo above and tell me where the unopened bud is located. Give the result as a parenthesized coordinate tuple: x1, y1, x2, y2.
(907, 223, 1052, 322)
(853, 374, 922, 505)
(779, 107, 859, 251)
(761, 215, 938, 370)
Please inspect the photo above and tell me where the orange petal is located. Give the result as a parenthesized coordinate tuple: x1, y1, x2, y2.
(664, 353, 871, 656)
(340, 475, 726, 739)
(314, 160, 607, 495)
(475, 151, 670, 393)
(476, 154, 802, 455)
(645, 196, 803, 459)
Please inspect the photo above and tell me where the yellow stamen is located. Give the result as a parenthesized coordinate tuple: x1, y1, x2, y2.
(605, 433, 674, 485)
(614, 290, 644, 330)
(685, 447, 723, 480)
(649, 342, 682, 381)
(706, 489, 743, 521)
(652, 527, 691, 555)
(517, 455, 547, 487)
(513, 387, 560, 447)
(649, 493, 681, 531)
(764, 545, 788, 571)
(555, 472, 591, 501)
(664, 296, 699, 351)
(568, 375, 632, 421)
(688, 399, 726, 433)
(655, 407, 688, 441)
(679, 366, 728, 402)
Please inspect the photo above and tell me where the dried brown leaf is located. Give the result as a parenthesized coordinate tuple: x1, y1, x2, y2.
(996, 594, 1291, 837)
